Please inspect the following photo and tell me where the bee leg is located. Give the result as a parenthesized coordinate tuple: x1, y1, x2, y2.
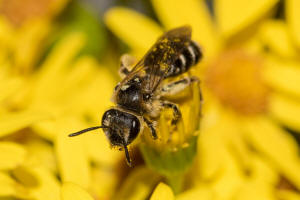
(143, 117, 157, 139)
(119, 54, 136, 78)
(161, 76, 200, 97)
(162, 101, 182, 125)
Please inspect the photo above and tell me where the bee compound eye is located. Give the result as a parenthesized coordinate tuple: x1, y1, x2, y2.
(125, 114, 140, 144)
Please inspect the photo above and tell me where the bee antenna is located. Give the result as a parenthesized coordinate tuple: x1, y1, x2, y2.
(123, 145, 132, 167)
(68, 126, 108, 137)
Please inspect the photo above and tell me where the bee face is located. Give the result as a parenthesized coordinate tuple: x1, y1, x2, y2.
(101, 108, 141, 147)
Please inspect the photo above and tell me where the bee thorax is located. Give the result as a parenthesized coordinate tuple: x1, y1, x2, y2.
(116, 82, 143, 113)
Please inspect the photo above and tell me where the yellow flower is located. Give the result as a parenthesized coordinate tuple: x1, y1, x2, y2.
(104, 0, 300, 198)
(1, 0, 300, 199)
(0, 0, 70, 73)
(0, 0, 68, 27)
(150, 182, 175, 200)
(0, 31, 121, 199)
(0, 2, 120, 199)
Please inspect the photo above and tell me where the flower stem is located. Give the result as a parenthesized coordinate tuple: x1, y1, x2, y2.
(166, 174, 184, 194)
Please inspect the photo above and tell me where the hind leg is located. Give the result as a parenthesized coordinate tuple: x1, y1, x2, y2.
(161, 76, 203, 124)
(162, 101, 182, 125)
(161, 76, 202, 102)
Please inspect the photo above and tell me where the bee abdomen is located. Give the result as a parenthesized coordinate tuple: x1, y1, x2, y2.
(166, 40, 202, 77)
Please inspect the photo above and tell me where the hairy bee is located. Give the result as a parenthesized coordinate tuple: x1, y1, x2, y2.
(69, 26, 203, 166)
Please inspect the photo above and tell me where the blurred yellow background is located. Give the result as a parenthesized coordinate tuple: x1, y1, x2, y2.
(1, 0, 300, 199)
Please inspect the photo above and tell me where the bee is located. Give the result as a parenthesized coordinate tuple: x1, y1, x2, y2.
(69, 26, 203, 166)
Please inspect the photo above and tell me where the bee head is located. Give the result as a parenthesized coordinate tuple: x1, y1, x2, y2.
(101, 108, 140, 147)
(68, 108, 140, 166)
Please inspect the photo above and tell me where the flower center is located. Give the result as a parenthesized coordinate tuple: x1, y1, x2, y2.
(0, 0, 54, 26)
(205, 49, 269, 115)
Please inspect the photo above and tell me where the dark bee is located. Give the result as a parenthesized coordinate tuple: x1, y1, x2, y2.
(69, 26, 203, 166)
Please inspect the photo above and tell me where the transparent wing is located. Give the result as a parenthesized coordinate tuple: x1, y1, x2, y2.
(118, 26, 192, 93)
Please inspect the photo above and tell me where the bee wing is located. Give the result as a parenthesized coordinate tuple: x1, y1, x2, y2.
(119, 26, 192, 93)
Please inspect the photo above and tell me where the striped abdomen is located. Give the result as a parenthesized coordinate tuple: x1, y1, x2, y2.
(166, 40, 202, 77)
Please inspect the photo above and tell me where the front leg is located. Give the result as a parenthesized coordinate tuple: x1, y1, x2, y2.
(162, 101, 182, 125)
(143, 117, 157, 139)
(119, 54, 136, 78)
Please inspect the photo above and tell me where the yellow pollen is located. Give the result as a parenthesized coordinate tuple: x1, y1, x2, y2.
(205, 49, 269, 115)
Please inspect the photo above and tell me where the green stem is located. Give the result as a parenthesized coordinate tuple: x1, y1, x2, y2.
(166, 174, 184, 194)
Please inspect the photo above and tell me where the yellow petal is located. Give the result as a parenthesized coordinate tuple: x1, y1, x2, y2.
(286, 0, 300, 47)
(67, 66, 116, 120)
(52, 56, 98, 101)
(114, 167, 161, 200)
(220, 111, 253, 170)
(89, 167, 118, 199)
(84, 131, 122, 167)
(242, 116, 299, 162)
(263, 57, 300, 98)
(0, 48, 6, 64)
(269, 94, 300, 131)
(0, 76, 24, 103)
(198, 104, 250, 179)
(0, 16, 14, 47)
(278, 190, 300, 200)
(32, 118, 61, 141)
(150, 183, 174, 200)
(215, 0, 279, 37)
(49, 0, 70, 16)
(104, 7, 163, 52)
(211, 147, 245, 200)
(242, 34, 265, 54)
(30, 167, 60, 200)
(238, 155, 277, 200)
(151, 0, 220, 58)
(26, 139, 57, 173)
(15, 20, 50, 73)
(61, 182, 93, 200)
(32, 32, 85, 104)
(30, 58, 98, 142)
(0, 172, 17, 197)
(236, 179, 276, 200)
(176, 186, 213, 200)
(55, 117, 91, 189)
(12, 165, 39, 187)
(0, 171, 29, 198)
(0, 142, 26, 170)
(259, 20, 297, 58)
(242, 117, 300, 189)
(36, 58, 99, 116)
(250, 154, 278, 184)
(197, 104, 227, 179)
(0, 109, 48, 137)
(197, 124, 226, 179)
